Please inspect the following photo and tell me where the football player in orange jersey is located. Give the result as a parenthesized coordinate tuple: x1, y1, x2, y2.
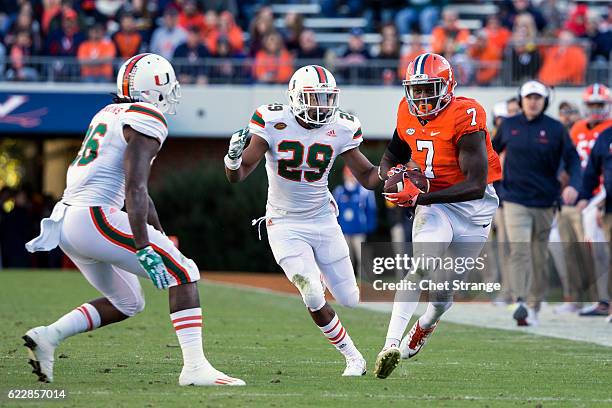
(574, 84, 612, 317)
(374, 53, 502, 379)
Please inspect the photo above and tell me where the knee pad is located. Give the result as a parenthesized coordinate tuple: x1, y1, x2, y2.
(334, 283, 360, 308)
(281, 256, 326, 311)
(110, 293, 145, 317)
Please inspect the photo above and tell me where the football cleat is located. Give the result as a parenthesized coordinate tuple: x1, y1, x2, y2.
(179, 366, 245, 386)
(526, 308, 539, 327)
(553, 302, 580, 314)
(22, 326, 58, 383)
(512, 302, 529, 326)
(400, 320, 437, 359)
(342, 353, 366, 376)
(579, 301, 609, 317)
(373, 346, 400, 379)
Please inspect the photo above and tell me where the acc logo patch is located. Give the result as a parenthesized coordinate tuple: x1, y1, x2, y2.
(406, 128, 415, 135)
(274, 122, 287, 130)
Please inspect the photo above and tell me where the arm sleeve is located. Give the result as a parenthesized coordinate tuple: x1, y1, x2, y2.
(121, 103, 168, 144)
(454, 101, 488, 144)
(387, 128, 412, 163)
(579, 135, 604, 200)
(561, 127, 583, 191)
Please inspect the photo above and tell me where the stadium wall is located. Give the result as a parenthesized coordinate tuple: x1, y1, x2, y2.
(0, 83, 582, 139)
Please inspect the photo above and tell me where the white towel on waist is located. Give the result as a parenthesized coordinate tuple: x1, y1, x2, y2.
(25, 202, 69, 253)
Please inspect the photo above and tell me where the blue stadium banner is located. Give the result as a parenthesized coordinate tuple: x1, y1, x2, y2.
(0, 92, 110, 134)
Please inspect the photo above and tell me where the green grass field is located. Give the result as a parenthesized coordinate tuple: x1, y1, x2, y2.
(1, 271, 611, 407)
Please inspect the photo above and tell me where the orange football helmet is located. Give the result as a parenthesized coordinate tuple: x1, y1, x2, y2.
(582, 83, 611, 121)
(403, 53, 456, 118)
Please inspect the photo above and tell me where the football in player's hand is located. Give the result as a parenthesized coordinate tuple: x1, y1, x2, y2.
(384, 168, 430, 194)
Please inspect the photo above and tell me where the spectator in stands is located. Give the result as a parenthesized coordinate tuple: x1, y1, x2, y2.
(208, 36, 248, 84)
(205, 11, 244, 55)
(509, 13, 541, 84)
(483, 15, 511, 51)
(295, 29, 325, 60)
(173, 26, 209, 85)
(469, 29, 502, 86)
(538, 0, 564, 33)
(558, 101, 581, 130)
(564, 1, 589, 38)
(45, 9, 83, 57)
(493, 80, 582, 326)
(588, 11, 612, 63)
(430, 8, 469, 55)
(333, 166, 377, 274)
(281, 12, 304, 53)
(178, 0, 207, 34)
(129, 0, 157, 41)
(77, 23, 116, 83)
(376, 37, 400, 85)
(47, 2, 82, 37)
(397, 35, 425, 79)
(112, 12, 143, 59)
(6, 30, 38, 81)
(253, 31, 293, 84)
(42, 0, 63, 35)
(248, 6, 275, 57)
(0, 41, 5, 80)
(6, 6, 41, 53)
(203, 10, 219, 39)
(503, 0, 547, 32)
(150, 7, 187, 61)
(339, 28, 371, 82)
(443, 38, 473, 85)
(538, 30, 587, 86)
(395, 0, 443, 35)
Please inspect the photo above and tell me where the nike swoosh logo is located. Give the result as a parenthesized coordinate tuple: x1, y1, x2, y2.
(431, 131, 440, 136)
(482, 223, 491, 228)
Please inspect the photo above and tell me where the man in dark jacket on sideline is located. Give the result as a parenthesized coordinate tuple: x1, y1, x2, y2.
(493, 80, 582, 326)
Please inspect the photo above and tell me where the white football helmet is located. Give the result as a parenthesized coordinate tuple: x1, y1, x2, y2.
(287, 65, 339, 127)
(116, 53, 181, 114)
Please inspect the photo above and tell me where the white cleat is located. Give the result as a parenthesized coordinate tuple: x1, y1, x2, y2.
(23, 326, 57, 383)
(342, 354, 366, 376)
(373, 347, 400, 379)
(400, 320, 437, 359)
(179, 366, 246, 386)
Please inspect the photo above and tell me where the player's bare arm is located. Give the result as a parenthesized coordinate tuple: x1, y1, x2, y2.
(417, 130, 488, 205)
(147, 194, 164, 233)
(123, 125, 161, 249)
(340, 147, 382, 190)
(225, 133, 268, 183)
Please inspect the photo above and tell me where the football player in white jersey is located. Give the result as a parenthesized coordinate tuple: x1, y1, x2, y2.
(23, 54, 244, 386)
(224, 65, 383, 376)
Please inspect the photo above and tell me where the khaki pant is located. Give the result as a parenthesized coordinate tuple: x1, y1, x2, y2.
(556, 206, 597, 301)
(503, 202, 555, 310)
(600, 215, 612, 302)
(490, 207, 512, 301)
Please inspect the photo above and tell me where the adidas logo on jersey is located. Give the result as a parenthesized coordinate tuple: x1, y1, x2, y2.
(327, 129, 336, 137)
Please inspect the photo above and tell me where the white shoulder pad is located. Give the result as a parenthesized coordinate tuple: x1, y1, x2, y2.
(121, 103, 169, 144)
(247, 103, 289, 145)
(335, 110, 363, 154)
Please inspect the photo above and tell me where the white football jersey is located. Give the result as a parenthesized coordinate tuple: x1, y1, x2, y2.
(62, 102, 168, 208)
(248, 104, 363, 214)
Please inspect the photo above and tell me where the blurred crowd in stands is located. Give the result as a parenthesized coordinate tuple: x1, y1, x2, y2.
(0, 0, 610, 85)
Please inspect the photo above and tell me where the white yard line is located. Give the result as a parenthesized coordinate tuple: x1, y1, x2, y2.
(203, 279, 612, 347)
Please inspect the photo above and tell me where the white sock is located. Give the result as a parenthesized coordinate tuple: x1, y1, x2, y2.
(319, 314, 360, 359)
(170, 307, 210, 370)
(385, 298, 420, 348)
(418, 302, 451, 329)
(47, 303, 101, 344)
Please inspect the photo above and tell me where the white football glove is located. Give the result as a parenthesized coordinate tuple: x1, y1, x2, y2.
(227, 127, 250, 160)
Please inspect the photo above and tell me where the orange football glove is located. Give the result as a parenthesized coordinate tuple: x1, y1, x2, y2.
(383, 173, 420, 207)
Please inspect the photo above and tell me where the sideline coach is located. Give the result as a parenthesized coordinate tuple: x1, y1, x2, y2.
(492, 80, 582, 326)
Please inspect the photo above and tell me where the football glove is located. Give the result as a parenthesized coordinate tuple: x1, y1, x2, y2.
(136, 246, 172, 289)
(383, 173, 420, 207)
(227, 127, 250, 160)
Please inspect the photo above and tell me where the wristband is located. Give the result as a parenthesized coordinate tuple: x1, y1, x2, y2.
(224, 154, 242, 170)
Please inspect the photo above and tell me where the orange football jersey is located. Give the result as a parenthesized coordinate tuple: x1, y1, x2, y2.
(570, 118, 612, 168)
(395, 96, 502, 192)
